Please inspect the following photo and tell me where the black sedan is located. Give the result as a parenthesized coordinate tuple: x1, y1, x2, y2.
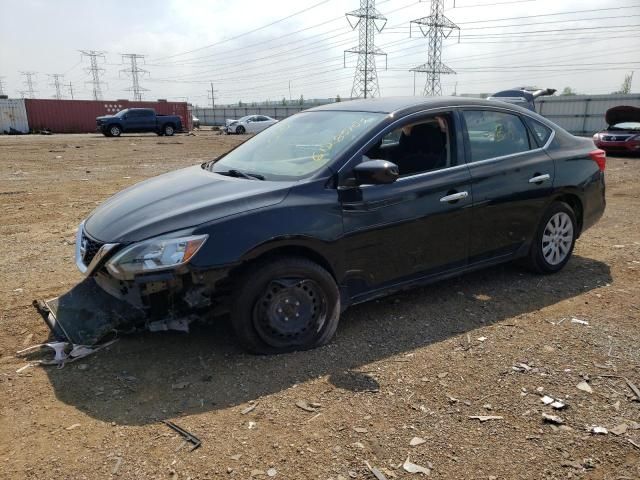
(68, 97, 606, 354)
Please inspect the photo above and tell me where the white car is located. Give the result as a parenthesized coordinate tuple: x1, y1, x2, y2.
(225, 115, 278, 134)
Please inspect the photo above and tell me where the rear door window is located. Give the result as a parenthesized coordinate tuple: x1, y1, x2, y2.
(462, 110, 531, 162)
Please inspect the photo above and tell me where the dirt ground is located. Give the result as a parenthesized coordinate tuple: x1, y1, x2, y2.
(0, 131, 638, 480)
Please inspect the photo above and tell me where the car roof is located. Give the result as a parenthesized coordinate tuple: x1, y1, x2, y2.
(308, 96, 536, 116)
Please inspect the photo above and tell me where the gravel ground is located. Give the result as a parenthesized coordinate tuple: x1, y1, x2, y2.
(0, 131, 639, 479)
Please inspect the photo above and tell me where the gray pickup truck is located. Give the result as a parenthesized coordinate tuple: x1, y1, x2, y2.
(97, 108, 183, 137)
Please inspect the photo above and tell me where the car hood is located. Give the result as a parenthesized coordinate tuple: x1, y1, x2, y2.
(84, 165, 292, 243)
(605, 106, 640, 127)
(96, 115, 116, 121)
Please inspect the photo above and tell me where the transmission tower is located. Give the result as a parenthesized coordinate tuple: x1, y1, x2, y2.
(410, 0, 460, 96)
(80, 50, 107, 100)
(120, 53, 149, 101)
(0, 76, 6, 96)
(48, 74, 65, 100)
(20, 72, 38, 98)
(67, 82, 75, 100)
(344, 0, 388, 99)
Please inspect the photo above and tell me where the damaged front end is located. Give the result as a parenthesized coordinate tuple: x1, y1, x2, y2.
(36, 222, 230, 346)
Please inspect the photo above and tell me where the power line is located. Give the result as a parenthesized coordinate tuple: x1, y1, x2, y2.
(20, 72, 38, 98)
(120, 53, 149, 101)
(152, 0, 334, 62)
(410, 0, 460, 96)
(48, 74, 65, 99)
(80, 50, 107, 100)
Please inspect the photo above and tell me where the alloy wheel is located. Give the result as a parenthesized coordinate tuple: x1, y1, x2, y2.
(541, 212, 574, 265)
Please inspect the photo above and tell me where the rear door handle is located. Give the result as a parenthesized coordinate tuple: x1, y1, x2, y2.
(529, 174, 551, 184)
(440, 191, 469, 203)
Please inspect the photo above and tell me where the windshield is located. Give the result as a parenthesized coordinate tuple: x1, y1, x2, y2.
(115, 109, 128, 117)
(611, 122, 640, 131)
(209, 111, 385, 181)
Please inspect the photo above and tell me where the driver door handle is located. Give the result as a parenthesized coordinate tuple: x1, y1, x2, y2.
(529, 173, 551, 184)
(440, 191, 469, 203)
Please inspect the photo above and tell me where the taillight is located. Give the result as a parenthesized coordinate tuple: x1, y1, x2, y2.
(589, 149, 606, 172)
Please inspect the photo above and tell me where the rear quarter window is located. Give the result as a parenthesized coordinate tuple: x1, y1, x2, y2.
(525, 118, 553, 146)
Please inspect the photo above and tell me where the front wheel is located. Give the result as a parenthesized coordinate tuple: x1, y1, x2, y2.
(524, 202, 577, 274)
(109, 125, 122, 137)
(236, 125, 245, 135)
(230, 257, 341, 354)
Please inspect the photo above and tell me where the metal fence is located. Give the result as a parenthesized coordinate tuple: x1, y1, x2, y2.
(193, 105, 315, 126)
(194, 94, 640, 135)
(535, 94, 640, 135)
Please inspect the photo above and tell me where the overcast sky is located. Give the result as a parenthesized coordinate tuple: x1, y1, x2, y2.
(1, 0, 639, 105)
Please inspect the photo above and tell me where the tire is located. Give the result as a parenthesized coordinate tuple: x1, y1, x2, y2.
(230, 257, 341, 354)
(109, 125, 122, 137)
(524, 201, 577, 274)
(236, 125, 245, 135)
(163, 124, 175, 136)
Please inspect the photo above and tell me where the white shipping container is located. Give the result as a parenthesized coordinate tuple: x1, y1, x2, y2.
(0, 98, 29, 134)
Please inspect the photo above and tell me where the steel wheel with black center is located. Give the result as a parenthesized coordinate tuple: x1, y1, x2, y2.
(230, 257, 340, 354)
(525, 201, 577, 273)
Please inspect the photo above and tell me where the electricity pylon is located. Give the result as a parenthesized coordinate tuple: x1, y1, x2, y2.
(344, 0, 387, 99)
(410, 0, 460, 96)
(80, 50, 107, 100)
(48, 74, 65, 100)
(120, 53, 149, 101)
(20, 72, 38, 98)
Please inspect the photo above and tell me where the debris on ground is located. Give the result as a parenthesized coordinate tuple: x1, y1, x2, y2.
(590, 426, 608, 435)
(512, 362, 532, 373)
(241, 402, 258, 415)
(542, 413, 564, 425)
(610, 424, 628, 436)
(162, 421, 201, 451)
(403, 456, 432, 475)
(295, 400, 320, 412)
(266, 467, 277, 477)
(410, 437, 427, 446)
(541, 395, 566, 409)
(15, 339, 118, 368)
(576, 381, 594, 393)
(571, 318, 589, 325)
(365, 461, 388, 480)
(469, 415, 504, 422)
(624, 377, 640, 400)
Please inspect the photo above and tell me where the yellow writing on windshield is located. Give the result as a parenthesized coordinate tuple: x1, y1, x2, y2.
(312, 117, 373, 162)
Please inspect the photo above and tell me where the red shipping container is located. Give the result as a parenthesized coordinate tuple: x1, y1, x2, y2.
(24, 99, 192, 133)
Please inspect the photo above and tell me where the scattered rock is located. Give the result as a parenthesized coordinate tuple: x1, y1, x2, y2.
(469, 415, 503, 422)
(295, 400, 318, 412)
(250, 469, 265, 477)
(403, 456, 431, 475)
(353, 427, 368, 433)
(576, 381, 593, 394)
(512, 363, 532, 372)
(65, 423, 81, 430)
(542, 413, 564, 425)
(571, 318, 589, 325)
(410, 437, 427, 447)
(171, 381, 189, 390)
(241, 403, 258, 415)
(590, 426, 608, 435)
(610, 424, 628, 436)
(266, 468, 277, 477)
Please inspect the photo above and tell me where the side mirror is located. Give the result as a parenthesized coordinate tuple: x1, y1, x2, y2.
(353, 159, 399, 185)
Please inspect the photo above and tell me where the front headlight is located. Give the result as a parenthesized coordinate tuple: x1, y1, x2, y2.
(106, 234, 208, 280)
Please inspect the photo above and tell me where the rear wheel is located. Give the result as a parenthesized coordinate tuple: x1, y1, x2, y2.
(236, 125, 245, 135)
(109, 125, 122, 137)
(524, 202, 577, 273)
(163, 124, 175, 136)
(230, 257, 340, 354)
